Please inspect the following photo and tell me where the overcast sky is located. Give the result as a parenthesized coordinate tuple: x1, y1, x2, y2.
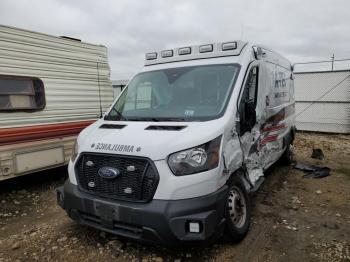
(1, 0, 349, 79)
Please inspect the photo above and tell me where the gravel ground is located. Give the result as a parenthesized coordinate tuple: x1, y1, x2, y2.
(0, 132, 349, 262)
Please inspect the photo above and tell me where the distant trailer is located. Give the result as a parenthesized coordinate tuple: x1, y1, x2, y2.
(0, 25, 114, 180)
(112, 79, 128, 98)
(294, 70, 350, 133)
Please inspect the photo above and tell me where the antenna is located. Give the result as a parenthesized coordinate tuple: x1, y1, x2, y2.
(97, 62, 103, 118)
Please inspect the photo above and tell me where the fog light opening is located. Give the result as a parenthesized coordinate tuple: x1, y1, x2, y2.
(187, 221, 202, 233)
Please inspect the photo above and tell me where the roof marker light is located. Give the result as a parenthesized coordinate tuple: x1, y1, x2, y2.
(199, 44, 213, 53)
(222, 42, 237, 51)
(145, 52, 157, 60)
(161, 50, 174, 58)
(178, 47, 191, 55)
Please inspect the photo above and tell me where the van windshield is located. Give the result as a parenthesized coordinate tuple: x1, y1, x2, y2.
(106, 64, 240, 122)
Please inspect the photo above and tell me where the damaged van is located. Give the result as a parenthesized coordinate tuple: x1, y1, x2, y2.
(57, 41, 295, 244)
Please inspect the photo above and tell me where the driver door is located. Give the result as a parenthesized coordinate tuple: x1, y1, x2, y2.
(237, 64, 264, 184)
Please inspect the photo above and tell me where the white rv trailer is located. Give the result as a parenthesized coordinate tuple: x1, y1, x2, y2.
(58, 41, 295, 245)
(0, 25, 113, 181)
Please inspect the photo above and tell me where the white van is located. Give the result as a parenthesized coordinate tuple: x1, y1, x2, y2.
(0, 25, 113, 181)
(57, 41, 295, 244)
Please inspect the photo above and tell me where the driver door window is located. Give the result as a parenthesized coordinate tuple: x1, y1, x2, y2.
(243, 67, 258, 106)
(239, 67, 259, 134)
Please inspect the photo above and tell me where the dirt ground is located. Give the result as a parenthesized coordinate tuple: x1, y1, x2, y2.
(0, 132, 349, 262)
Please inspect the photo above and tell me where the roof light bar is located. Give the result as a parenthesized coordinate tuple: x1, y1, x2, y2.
(199, 44, 213, 53)
(178, 47, 191, 55)
(222, 42, 237, 51)
(145, 52, 157, 60)
(161, 50, 174, 58)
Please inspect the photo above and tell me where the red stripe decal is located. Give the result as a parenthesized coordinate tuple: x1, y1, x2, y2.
(262, 124, 286, 132)
(260, 134, 278, 145)
(0, 120, 94, 145)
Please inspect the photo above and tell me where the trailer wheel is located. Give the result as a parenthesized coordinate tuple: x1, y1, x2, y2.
(280, 143, 293, 165)
(224, 175, 251, 242)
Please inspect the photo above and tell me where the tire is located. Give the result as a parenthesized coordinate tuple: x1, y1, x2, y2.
(224, 174, 251, 243)
(280, 143, 293, 165)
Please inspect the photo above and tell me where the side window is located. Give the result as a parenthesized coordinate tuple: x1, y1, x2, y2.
(239, 66, 259, 134)
(0, 75, 45, 111)
(243, 67, 258, 107)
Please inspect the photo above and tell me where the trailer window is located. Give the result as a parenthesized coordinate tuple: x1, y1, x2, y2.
(0, 75, 45, 111)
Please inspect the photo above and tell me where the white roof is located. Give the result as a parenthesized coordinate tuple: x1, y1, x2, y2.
(144, 41, 247, 66)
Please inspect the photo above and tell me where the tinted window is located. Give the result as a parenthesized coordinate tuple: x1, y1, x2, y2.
(0, 75, 45, 111)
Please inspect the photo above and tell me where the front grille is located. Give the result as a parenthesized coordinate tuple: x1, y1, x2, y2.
(75, 153, 159, 202)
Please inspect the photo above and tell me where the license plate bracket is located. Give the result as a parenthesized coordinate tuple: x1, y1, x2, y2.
(96, 203, 116, 229)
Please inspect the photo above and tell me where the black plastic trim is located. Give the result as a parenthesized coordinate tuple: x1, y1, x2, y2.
(145, 125, 187, 131)
(57, 181, 228, 245)
(99, 124, 126, 129)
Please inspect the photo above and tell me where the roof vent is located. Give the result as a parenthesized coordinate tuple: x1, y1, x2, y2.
(145, 125, 187, 131)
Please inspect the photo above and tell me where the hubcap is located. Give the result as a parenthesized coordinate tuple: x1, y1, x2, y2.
(227, 186, 247, 228)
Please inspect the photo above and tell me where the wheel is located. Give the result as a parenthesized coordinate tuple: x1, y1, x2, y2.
(280, 143, 293, 165)
(224, 175, 251, 242)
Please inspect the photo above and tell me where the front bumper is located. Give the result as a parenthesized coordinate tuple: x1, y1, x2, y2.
(57, 180, 228, 245)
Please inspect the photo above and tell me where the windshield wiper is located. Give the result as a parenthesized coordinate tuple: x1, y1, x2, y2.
(128, 117, 186, 122)
(127, 117, 160, 122)
(105, 108, 128, 121)
(156, 117, 187, 122)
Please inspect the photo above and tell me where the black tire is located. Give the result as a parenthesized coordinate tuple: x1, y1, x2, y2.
(224, 174, 251, 243)
(280, 143, 293, 165)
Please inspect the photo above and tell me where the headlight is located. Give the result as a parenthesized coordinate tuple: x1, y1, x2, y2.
(71, 139, 79, 162)
(168, 135, 222, 176)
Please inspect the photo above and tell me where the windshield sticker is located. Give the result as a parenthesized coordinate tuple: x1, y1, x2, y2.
(91, 143, 139, 153)
(184, 110, 194, 116)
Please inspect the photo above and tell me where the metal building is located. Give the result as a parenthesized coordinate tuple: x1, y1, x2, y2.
(112, 80, 128, 98)
(294, 70, 350, 133)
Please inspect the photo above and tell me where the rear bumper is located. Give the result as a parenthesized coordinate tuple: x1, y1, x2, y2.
(57, 180, 228, 245)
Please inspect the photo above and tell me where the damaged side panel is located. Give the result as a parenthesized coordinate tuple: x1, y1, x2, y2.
(234, 54, 295, 188)
(222, 135, 243, 173)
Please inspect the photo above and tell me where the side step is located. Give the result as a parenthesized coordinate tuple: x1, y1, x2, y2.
(249, 177, 265, 193)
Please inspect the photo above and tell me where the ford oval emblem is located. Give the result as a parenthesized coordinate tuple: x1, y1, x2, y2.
(98, 166, 120, 179)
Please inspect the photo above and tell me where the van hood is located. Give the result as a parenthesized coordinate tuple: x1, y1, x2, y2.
(77, 119, 225, 160)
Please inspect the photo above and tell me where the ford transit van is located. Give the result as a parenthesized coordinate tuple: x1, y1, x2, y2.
(57, 41, 295, 244)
